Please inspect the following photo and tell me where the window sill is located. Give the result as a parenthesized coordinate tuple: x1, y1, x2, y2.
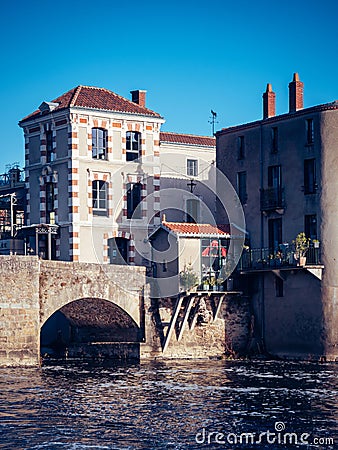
(93, 210, 109, 217)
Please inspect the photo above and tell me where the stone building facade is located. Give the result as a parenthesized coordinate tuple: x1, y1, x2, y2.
(216, 73, 338, 360)
(19, 86, 215, 265)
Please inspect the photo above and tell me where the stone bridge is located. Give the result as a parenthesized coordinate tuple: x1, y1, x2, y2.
(0, 256, 249, 366)
(0, 256, 150, 366)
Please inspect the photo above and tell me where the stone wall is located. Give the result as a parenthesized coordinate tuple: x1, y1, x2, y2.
(0, 256, 40, 366)
(39, 260, 145, 327)
(141, 293, 250, 359)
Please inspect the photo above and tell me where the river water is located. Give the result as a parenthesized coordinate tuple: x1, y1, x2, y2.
(0, 359, 337, 449)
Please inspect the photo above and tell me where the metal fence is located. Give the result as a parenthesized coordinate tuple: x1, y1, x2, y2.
(238, 243, 321, 270)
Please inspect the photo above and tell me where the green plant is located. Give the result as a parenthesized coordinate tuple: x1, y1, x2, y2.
(179, 263, 199, 291)
(312, 239, 320, 246)
(209, 277, 216, 286)
(293, 232, 310, 258)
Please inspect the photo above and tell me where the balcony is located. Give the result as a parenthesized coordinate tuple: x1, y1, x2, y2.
(238, 244, 321, 271)
(260, 187, 285, 212)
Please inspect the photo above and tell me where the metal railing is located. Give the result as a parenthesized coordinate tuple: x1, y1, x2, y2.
(238, 244, 321, 270)
(260, 187, 286, 211)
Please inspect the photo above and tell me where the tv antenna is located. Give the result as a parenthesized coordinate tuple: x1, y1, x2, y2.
(209, 110, 218, 136)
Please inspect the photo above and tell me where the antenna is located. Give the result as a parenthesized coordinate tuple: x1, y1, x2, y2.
(208, 110, 218, 136)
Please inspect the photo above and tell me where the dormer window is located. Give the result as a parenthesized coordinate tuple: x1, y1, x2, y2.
(92, 128, 108, 160)
(126, 131, 141, 161)
(39, 101, 59, 113)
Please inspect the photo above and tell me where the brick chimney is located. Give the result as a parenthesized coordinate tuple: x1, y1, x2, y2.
(130, 90, 147, 108)
(288, 73, 304, 112)
(263, 83, 276, 119)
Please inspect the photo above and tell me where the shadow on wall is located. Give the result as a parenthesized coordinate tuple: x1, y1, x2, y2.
(40, 298, 142, 362)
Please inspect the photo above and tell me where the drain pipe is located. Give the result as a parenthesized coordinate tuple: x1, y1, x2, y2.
(259, 123, 266, 352)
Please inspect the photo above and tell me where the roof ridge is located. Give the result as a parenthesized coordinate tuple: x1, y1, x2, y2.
(161, 131, 215, 139)
(69, 85, 82, 107)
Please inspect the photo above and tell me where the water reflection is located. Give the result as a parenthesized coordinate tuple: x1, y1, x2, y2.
(0, 360, 337, 449)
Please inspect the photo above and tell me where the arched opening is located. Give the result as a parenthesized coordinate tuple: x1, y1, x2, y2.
(40, 298, 142, 362)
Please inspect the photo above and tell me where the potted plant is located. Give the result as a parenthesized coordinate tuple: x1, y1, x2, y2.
(293, 232, 310, 266)
(216, 278, 224, 291)
(209, 277, 217, 291)
(179, 263, 199, 292)
(201, 278, 209, 291)
(313, 239, 320, 248)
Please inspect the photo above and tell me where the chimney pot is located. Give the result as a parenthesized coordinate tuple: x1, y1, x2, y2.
(130, 90, 147, 108)
(263, 83, 276, 119)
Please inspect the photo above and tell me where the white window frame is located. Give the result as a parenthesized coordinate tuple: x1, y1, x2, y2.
(126, 131, 141, 161)
(187, 158, 198, 177)
(92, 180, 108, 215)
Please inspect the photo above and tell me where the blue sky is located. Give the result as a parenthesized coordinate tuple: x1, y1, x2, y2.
(1, 0, 337, 171)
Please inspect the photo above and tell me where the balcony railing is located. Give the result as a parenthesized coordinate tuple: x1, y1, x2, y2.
(238, 244, 321, 271)
(260, 187, 286, 211)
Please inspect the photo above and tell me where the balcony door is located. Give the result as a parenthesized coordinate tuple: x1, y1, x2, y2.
(268, 165, 281, 189)
(268, 218, 282, 253)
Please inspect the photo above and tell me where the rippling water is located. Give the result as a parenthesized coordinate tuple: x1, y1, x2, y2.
(0, 360, 337, 449)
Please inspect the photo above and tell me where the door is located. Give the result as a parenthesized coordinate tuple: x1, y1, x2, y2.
(268, 218, 282, 254)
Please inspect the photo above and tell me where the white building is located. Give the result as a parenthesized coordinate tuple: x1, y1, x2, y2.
(19, 86, 215, 265)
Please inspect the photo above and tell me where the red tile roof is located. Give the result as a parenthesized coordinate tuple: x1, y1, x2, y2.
(160, 131, 215, 147)
(162, 221, 230, 237)
(20, 86, 162, 122)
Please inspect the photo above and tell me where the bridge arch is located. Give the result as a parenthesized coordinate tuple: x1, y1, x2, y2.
(40, 297, 143, 361)
(39, 260, 146, 328)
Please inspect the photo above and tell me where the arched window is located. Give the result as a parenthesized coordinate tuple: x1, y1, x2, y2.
(92, 180, 108, 215)
(92, 128, 108, 159)
(126, 131, 141, 161)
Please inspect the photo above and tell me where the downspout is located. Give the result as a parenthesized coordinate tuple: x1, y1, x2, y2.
(259, 123, 266, 352)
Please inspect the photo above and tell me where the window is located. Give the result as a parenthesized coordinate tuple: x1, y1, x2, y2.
(271, 127, 278, 153)
(187, 159, 198, 177)
(237, 136, 245, 159)
(126, 131, 141, 161)
(268, 218, 282, 253)
(268, 165, 282, 201)
(304, 159, 316, 194)
(275, 277, 284, 297)
(186, 198, 200, 223)
(46, 182, 55, 224)
(268, 165, 282, 190)
(201, 238, 228, 279)
(237, 171, 247, 204)
(92, 128, 108, 160)
(305, 215, 317, 240)
(127, 182, 142, 219)
(306, 118, 314, 144)
(92, 180, 108, 215)
(46, 130, 54, 163)
(108, 237, 128, 264)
